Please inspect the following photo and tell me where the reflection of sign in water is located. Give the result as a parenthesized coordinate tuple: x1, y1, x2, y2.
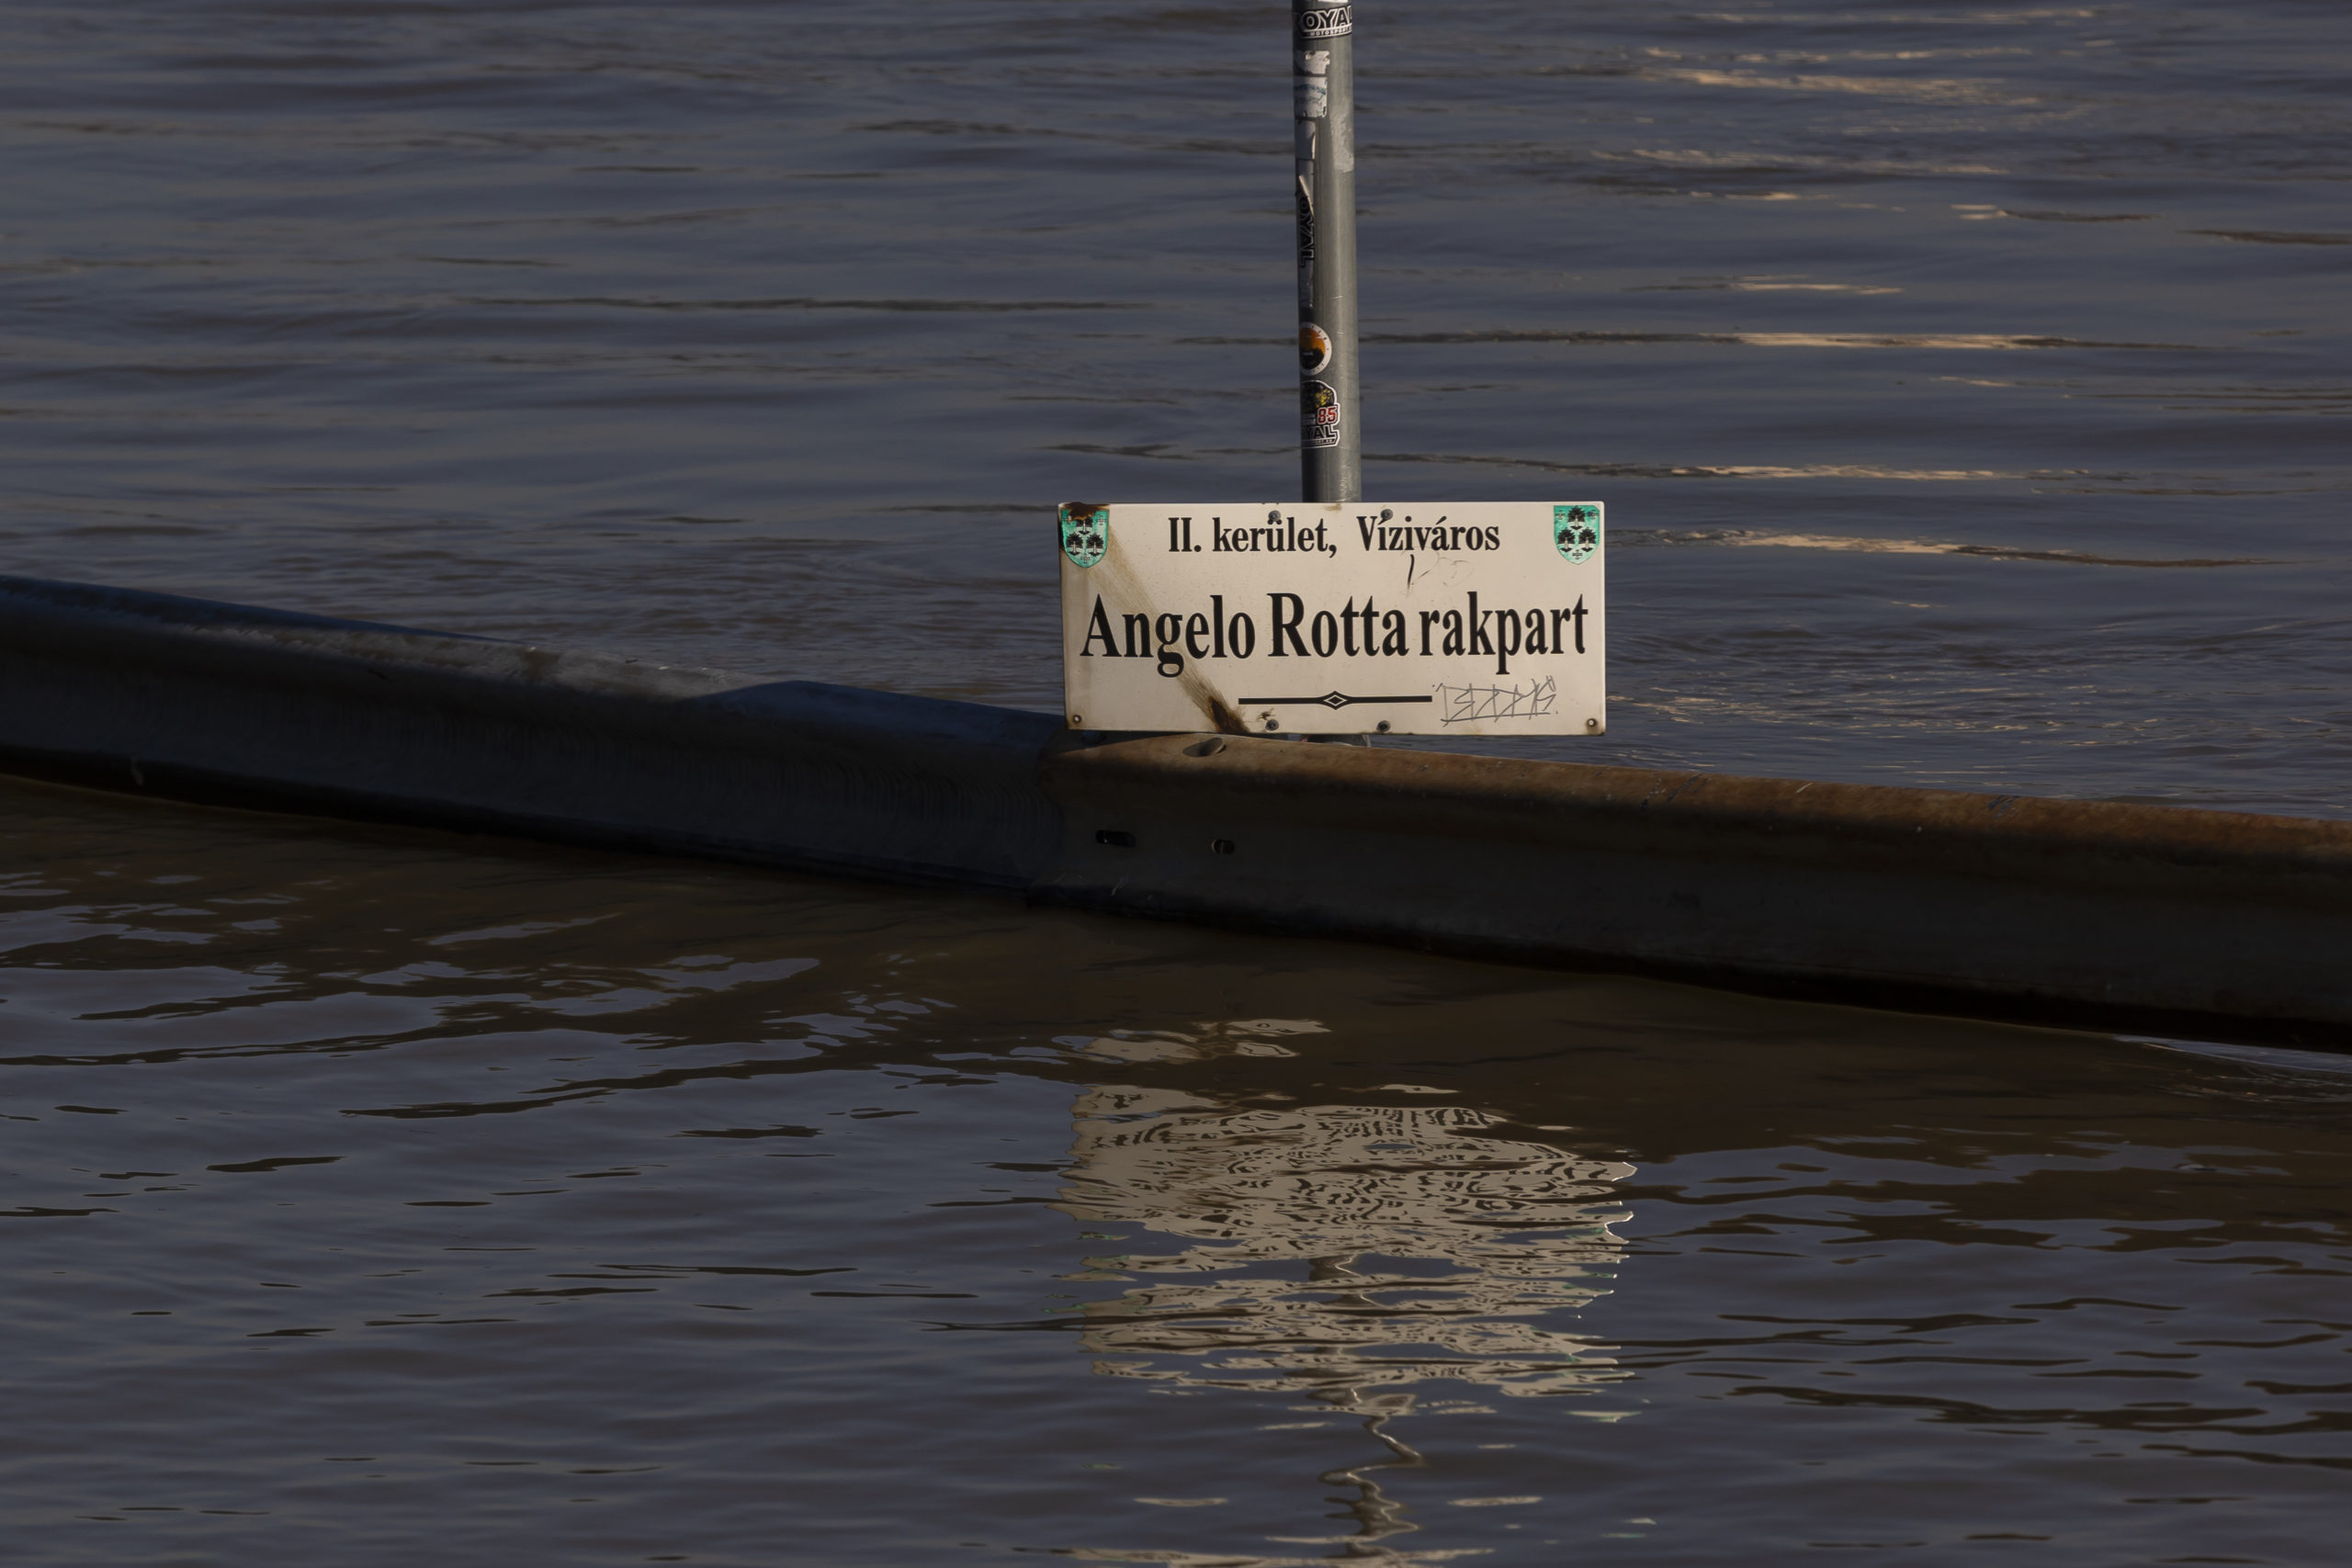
(1056, 1089, 1634, 1399)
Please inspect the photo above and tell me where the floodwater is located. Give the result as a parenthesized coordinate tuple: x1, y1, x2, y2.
(2, 0, 2350, 1562)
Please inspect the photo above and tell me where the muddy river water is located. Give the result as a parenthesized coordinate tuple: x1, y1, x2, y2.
(2, 1, 2349, 1562)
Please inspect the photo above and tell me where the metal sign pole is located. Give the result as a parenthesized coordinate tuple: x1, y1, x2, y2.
(1294, 0, 1360, 503)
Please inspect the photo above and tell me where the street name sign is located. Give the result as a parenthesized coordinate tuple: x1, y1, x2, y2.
(1058, 500, 1604, 737)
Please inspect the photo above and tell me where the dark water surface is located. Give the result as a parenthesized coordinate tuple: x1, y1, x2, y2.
(4, 1, 2351, 1562)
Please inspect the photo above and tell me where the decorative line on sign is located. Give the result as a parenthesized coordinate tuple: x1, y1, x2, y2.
(1238, 692, 1436, 710)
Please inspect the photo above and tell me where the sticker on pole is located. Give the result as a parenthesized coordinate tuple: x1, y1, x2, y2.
(1300, 382, 1342, 449)
(1058, 502, 1605, 737)
(1295, 4, 1351, 39)
(1299, 323, 1333, 374)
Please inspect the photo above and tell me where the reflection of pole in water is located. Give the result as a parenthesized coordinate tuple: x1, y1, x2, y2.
(1055, 1086, 1636, 1400)
(1312, 1390, 1427, 1558)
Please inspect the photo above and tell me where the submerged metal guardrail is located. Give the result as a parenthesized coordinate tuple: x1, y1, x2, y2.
(3, 573, 2346, 1047)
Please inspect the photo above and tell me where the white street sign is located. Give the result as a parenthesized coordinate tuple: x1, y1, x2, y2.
(1058, 500, 1604, 737)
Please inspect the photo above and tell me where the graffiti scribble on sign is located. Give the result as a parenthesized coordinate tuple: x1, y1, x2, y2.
(1436, 678, 1557, 725)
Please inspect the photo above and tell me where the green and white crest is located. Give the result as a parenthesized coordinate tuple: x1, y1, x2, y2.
(1554, 502, 1600, 565)
(1059, 503, 1109, 569)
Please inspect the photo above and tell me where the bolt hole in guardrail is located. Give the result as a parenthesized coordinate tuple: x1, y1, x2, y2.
(1095, 829, 1137, 849)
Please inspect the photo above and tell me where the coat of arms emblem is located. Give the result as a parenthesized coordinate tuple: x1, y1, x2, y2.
(1059, 503, 1109, 569)
(1554, 502, 1600, 564)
